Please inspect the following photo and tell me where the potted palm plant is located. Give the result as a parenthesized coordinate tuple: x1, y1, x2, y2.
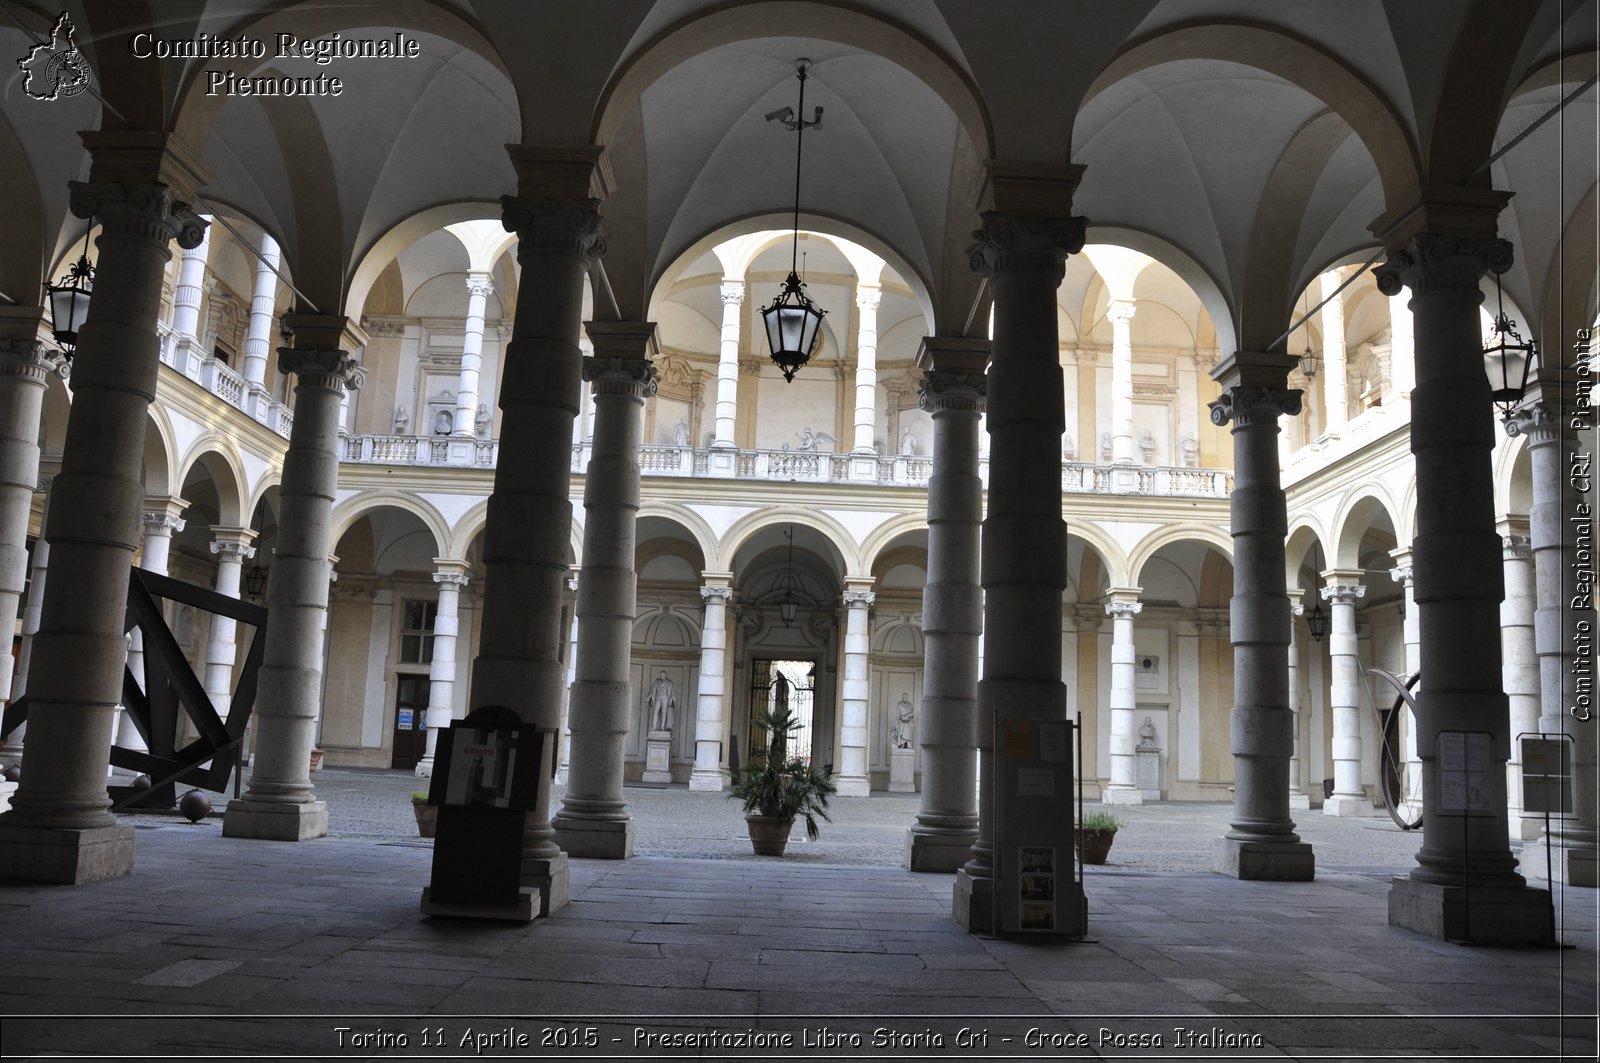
(1075, 810, 1121, 865)
(729, 700, 834, 856)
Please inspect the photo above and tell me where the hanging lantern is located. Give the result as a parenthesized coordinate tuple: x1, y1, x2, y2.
(1305, 600, 1330, 643)
(45, 227, 94, 358)
(1483, 274, 1536, 419)
(760, 60, 827, 383)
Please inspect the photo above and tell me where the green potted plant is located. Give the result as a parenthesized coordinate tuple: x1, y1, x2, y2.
(1075, 810, 1120, 865)
(411, 792, 437, 838)
(729, 701, 835, 856)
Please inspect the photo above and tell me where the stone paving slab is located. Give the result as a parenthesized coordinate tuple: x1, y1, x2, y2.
(0, 771, 1593, 1060)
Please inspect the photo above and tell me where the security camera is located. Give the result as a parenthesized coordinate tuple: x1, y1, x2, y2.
(765, 106, 794, 124)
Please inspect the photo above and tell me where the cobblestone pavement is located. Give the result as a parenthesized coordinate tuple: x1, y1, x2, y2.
(164, 767, 1438, 875)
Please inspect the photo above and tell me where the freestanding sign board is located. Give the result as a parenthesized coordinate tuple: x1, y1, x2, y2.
(1519, 736, 1573, 815)
(994, 717, 1085, 937)
(421, 706, 554, 920)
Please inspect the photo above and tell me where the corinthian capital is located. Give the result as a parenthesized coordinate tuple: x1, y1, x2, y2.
(967, 210, 1087, 279)
(500, 196, 606, 264)
(1502, 399, 1561, 443)
(464, 275, 495, 300)
(582, 355, 659, 398)
(1373, 233, 1513, 297)
(0, 339, 62, 382)
(278, 347, 366, 391)
(68, 181, 207, 249)
(719, 282, 745, 306)
(917, 370, 987, 414)
(1208, 386, 1302, 427)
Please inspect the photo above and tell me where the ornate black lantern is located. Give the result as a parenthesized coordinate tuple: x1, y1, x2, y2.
(45, 226, 94, 358)
(1305, 600, 1330, 643)
(243, 560, 267, 602)
(1483, 274, 1536, 419)
(778, 526, 799, 627)
(760, 60, 827, 383)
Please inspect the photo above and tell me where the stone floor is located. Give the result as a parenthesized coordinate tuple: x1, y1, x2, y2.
(0, 769, 1594, 1061)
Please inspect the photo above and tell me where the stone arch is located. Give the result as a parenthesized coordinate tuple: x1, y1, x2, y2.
(1086, 225, 1238, 356)
(174, 441, 248, 527)
(1125, 523, 1234, 589)
(345, 201, 503, 324)
(329, 491, 451, 560)
(720, 507, 859, 581)
(1495, 431, 1533, 519)
(141, 407, 177, 499)
(1069, 524, 1132, 593)
(1084, 23, 1420, 206)
(1330, 490, 1402, 570)
(859, 513, 930, 575)
(1285, 522, 1333, 587)
(636, 503, 720, 575)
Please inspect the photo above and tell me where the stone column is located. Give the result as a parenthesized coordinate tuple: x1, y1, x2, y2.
(1510, 388, 1598, 886)
(202, 529, 255, 721)
(0, 141, 209, 884)
(223, 318, 365, 842)
(241, 233, 278, 414)
(835, 583, 875, 797)
(0, 323, 57, 717)
(415, 560, 469, 778)
(1388, 291, 1416, 400)
(3, 475, 52, 765)
(1374, 198, 1552, 941)
(121, 504, 184, 759)
(1496, 532, 1539, 838)
(689, 579, 732, 792)
(467, 153, 608, 916)
(1108, 299, 1137, 466)
(709, 281, 743, 473)
(954, 177, 1086, 932)
(1287, 590, 1310, 810)
(850, 285, 881, 460)
(906, 338, 988, 871)
(553, 322, 658, 859)
(1103, 592, 1144, 805)
(1320, 572, 1368, 816)
(455, 274, 494, 437)
(1319, 269, 1349, 431)
(170, 217, 211, 369)
(1209, 371, 1313, 878)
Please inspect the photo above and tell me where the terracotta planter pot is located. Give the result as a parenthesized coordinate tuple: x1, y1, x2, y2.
(309, 747, 325, 772)
(413, 798, 438, 839)
(745, 814, 794, 856)
(1075, 827, 1116, 865)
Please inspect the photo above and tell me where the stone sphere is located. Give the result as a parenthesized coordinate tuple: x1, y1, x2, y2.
(178, 789, 212, 823)
(1, 764, 19, 783)
(131, 774, 152, 789)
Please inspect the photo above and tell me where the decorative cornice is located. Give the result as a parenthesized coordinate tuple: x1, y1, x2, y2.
(1208, 386, 1302, 427)
(500, 196, 606, 264)
(278, 347, 366, 391)
(361, 317, 407, 338)
(582, 356, 660, 398)
(917, 370, 987, 414)
(1373, 233, 1512, 297)
(967, 210, 1087, 280)
(68, 180, 206, 249)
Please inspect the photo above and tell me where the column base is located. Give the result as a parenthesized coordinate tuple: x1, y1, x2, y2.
(221, 799, 329, 841)
(1512, 815, 1545, 841)
(688, 769, 726, 792)
(550, 816, 634, 859)
(1321, 793, 1373, 817)
(1212, 836, 1315, 881)
(1520, 839, 1599, 888)
(848, 456, 879, 482)
(414, 758, 435, 779)
(0, 821, 135, 883)
(1101, 786, 1144, 806)
(834, 775, 870, 798)
(1288, 792, 1312, 811)
(420, 885, 538, 922)
(905, 829, 975, 873)
(522, 853, 571, 916)
(952, 868, 996, 932)
(1388, 875, 1554, 945)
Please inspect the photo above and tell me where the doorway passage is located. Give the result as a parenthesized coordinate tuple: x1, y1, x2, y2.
(749, 659, 817, 764)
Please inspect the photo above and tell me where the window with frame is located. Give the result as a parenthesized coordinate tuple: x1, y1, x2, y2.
(400, 599, 437, 664)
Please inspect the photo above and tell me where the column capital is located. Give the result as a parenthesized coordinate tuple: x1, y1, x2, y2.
(842, 588, 876, 608)
(1501, 534, 1533, 560)
(464, 274, 495, 299)
(1367, 186, 1512, 254)
(1320, 574, 1366, 603)
(1503, 398, 1571, 444)
(500, 196, 606, 265)
(1388, 563, 1414, 587)
(209, 528, 257, 561)
(1287, 588, 1306, 617)
(719, 281, 745, 305)
(433, 557, 472, 582)
(855, 284, 882, 313)
(142, 511, 186, 536)
(582, 356, 659, 398)
(914, 335, 989, 375)
(0, 337, 63, 382)
(68, 180, 206, 250)
(1208, 384, 1302, 426)
(433, 570, 471, 588)
(1106, 298, 1137, 324)
(1105, 598, 1143, 620)
(917, 370, 987, 414)
(278, 347, 365, 391)
(700, 585, 733, 603)
(967, 210, 1086, 280)
(1374, 232, 1512, 297)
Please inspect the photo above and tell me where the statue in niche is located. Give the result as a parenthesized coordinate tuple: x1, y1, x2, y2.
(646, 670, 676, 732)
(1137, 714, 1160, 751)
(1139, 429, 1157, 464)
(673, 417, 690, 447)
(393, 404, 409, 435)
(1180, 432, 1199, 467)
(889, 692, 914, 750)
(432, 408, 454, 435)
(1062, 433, 1077, 461)
(898, 426, 916, 456)
(475, 404, 490, 437)
(1100, 431, 1112, 462)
